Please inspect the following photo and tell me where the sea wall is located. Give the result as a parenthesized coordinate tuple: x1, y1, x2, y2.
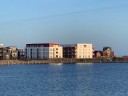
(0, 58, 128, 65)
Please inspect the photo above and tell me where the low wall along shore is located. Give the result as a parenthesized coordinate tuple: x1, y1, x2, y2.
(0, 57, 128, 65)
(0, 59, 92, 65)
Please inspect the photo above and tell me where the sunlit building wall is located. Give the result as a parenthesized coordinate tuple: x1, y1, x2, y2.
(25, 43, 63, 59)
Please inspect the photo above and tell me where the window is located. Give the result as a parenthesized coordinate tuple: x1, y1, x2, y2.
(84, 45, 86, 47)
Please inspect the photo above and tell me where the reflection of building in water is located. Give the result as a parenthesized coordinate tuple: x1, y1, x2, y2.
(62, 43, 93, 59)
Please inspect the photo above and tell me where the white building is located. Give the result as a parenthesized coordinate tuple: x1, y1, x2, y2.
(25, 43, 63, 59)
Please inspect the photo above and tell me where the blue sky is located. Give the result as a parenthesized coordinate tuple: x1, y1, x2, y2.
(0, 0, 128, 56)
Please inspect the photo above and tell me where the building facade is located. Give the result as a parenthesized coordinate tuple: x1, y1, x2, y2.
(18, 49, 25, 59)
(93, 51, 103, 58)
(5, 46, 18, 60)
(0, 46, 18, 60)
(0, 48, 5, 60)
(63, 43, 93, 59)
(63, 44, 77, 58)
(103, 47, 114, 57)
(25, 43, 63, 59)
(0, 43, 4, 60)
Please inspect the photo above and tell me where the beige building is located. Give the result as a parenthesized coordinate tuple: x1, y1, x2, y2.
(63, 43, 93, 59)
(76, 44, 93, 58)
(25, 43, 63, 59)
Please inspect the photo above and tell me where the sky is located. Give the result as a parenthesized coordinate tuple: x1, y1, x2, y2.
(0, 0, 128, 56)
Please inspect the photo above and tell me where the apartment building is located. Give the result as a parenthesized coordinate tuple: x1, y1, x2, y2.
(63, 43, 93, 59)
(63, 44, 77, 58)
(6, 46, 18, 59)
(25, 43, 63, 59)
(17, 49, 25, 59)
(0, 46, 18, 60)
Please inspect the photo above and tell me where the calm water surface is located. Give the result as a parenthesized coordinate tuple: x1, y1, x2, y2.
(0, 63, 128, 96)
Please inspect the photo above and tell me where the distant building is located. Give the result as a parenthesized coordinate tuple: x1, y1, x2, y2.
(94, 51, 103, 58)
(18, 49, 25, 59)
(62, 43, 93, 59)
(0, 47, 6, 60)
(0, 43, 4, 60)
(25, 43, 63, 59)
(5, 46, 18, 60)
(103, 47, 114, 57)
(0, 46, 18, 60)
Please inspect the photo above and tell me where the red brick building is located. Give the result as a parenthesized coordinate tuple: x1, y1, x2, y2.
(94, 51, 103, 58)
(103, 47, 114, 57)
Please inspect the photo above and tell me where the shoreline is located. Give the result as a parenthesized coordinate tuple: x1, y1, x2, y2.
(0, 58, 128, 65)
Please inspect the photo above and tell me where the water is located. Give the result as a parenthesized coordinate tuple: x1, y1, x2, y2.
(0, 63, 128, 96)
